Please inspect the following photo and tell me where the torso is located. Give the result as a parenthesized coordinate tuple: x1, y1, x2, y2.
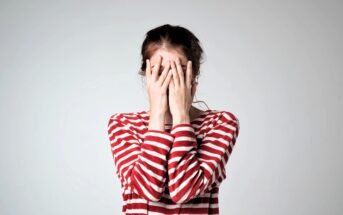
(147, 106, 207, 125)
(107, 108, 239, 215)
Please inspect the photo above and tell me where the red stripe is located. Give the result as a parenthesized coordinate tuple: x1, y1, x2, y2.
(107, 110, 240, 214)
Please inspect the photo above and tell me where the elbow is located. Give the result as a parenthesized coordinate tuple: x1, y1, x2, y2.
(127, 174, 166, 202)
(170, 196, 184, 204)
(168, 184, 206, 203)
(146, 192, 163, 202)
(141, 195, 162, 202)
(169, 190, 191, 204)
(170, 194, 193, 204)
(131, 185, 164, 202)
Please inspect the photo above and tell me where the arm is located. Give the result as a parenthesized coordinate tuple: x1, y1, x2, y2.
(167, 111, 240, 203)
(107, 114, 174, 201)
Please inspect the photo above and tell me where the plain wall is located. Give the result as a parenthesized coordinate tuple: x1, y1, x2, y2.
(0, 0, 342, 214)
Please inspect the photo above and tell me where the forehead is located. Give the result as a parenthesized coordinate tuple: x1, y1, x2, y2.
(150, 48, 188, 65)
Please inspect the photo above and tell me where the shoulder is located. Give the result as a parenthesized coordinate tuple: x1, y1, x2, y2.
(107, 111, 145, 140)
(206, 109, 239, 122)
(209, 109, 240, 131)
(218, 110, 239, 123)
(107, 111, 141, 127)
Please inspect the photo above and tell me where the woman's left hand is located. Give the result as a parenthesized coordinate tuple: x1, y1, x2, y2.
(168, 58, 195, 124)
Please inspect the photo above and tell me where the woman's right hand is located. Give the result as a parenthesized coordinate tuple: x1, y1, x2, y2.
(146, 56, 173, 130)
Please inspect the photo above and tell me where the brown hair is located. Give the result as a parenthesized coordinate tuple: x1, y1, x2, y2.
(138, 24, 210, 110)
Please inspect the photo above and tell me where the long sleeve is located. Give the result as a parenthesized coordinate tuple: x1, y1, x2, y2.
(107, 114, 174, 201)
(167, 111, 240, 203)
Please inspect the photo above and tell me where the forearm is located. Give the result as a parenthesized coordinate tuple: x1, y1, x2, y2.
(172, 112, 191, 125)
(149, 112, 166, 131)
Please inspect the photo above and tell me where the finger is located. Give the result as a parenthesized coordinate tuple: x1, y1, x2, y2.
(175, 57, 185, 86)
(145, 59, 152, 84)
(157, 61, 171, 86)
(152, 55, 162, 81)
(186, 60, 193, 88)
(161, 67, 173, 90)
(170, 60, 179, 86)
(169, 78, 174, 89)
(146, 59, 151, 77)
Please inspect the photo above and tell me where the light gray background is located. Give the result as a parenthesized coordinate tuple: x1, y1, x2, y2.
(1, 0, 342, 214)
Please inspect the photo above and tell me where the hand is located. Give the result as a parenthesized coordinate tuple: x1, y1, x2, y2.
(168, 58, 196, 124)
(146, 56, 173, 130)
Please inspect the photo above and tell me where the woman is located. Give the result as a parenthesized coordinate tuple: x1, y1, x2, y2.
(107, 24, 240, 215)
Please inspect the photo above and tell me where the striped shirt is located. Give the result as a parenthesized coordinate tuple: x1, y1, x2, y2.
(107, 109, 240, 215)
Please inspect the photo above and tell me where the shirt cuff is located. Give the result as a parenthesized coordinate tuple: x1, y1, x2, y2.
(144, 130, 175, 149)
(170, 123, 195, 135)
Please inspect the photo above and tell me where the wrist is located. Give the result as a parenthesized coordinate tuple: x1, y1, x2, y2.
(172, 114, 190, 125)
(149, 113, 166, 131)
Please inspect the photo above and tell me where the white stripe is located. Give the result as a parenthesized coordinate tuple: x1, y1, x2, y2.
(141, 147, 166, 160)
(212, 128, 230, 136)
(125, 208, 149, 214)
(198, 157, 217, 166)
(170, 145, 194, 152)
(199, 161, 214, 176)
(148, 201, 212, 209)
(171, 125, 194, 134)
(169, 160, 198, 186)
(121, 158, 138, 178)
(168, 151, 197, 173)
(173, 136, 196, 142)
(111, 138, 126, 152)
(134, 166, 163, 193)
(139, 154, 164, 171)
(144, 131, 174, 141)
(222, 123, 237, 132)
(116, 150, 140, 167)
(197, 149, 221, 160)
(133, 173, 159, 201)
(179, 183, 193, 202)
(109, 127, 132, 141)
(137, 162, 164, 181)
(204, 136, 231, 147)
(108, 119, 119, 129)
(114, 142, 137, 157)
(169, 171, 201, 201)
(201, 142, 225, 153)
(143, 140, 171, 151)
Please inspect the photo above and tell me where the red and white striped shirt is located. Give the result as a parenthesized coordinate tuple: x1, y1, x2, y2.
(107, 109, 240, 215)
